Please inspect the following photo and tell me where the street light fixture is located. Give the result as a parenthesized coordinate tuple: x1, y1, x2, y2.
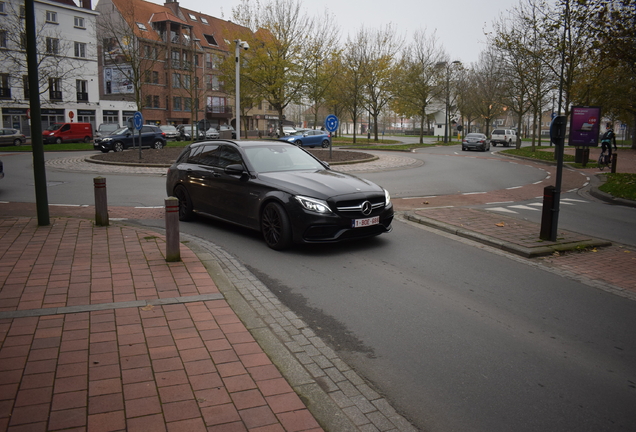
(234, 39, 249, 139)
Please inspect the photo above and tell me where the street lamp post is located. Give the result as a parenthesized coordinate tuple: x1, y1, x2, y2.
(234, 39, 249, 139)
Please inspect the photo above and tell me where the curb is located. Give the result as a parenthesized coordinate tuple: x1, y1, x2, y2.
(588, 173, 636, 208)
(403, 212, 612, 258)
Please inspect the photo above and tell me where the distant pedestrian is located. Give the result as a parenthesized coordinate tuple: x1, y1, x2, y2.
(600, 122, 617, 162)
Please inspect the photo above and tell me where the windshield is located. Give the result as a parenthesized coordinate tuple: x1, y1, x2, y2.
(49, 123, 64, 131)
(111, 127, 131, 135)
(245, 145, 326, 173)
(99, 124, 119, 132)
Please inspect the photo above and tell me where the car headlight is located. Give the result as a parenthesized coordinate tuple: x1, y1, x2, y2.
(102, 138, 113, 142)
(295, 195, 333, 214)
(384, 188, 391, 206)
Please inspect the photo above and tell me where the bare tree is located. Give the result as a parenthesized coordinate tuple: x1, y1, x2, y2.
(392, 29, 445, 143)
(471, 49, 507, 136)
(362, 24, 404, 141)
(231, 0, 326, 136)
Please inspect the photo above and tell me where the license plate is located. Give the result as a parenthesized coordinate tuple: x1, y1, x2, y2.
(352, 216, 380, 228)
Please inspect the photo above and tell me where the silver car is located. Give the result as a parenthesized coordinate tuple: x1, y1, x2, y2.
(0, 128, 26, 146)
(205, 128, 220, 139)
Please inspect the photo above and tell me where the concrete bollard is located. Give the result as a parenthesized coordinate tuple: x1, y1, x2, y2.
(165, 197, 180, 262)
(94, 177, 109, 226)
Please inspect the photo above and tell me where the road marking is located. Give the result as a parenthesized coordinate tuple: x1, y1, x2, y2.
(562, 198, 588, 202)
(462, 191, 487, 195)
(486, 207, 518, 213)
(506, 186, 523, 190)
(510, 205, 540, 211)
(486, 201, 514, 205)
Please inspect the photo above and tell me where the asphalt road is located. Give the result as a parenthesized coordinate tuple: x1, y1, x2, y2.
(2, 146, 635, 431)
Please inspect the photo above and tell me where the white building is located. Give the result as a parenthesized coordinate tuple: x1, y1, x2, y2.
(0, 0, 99, 135)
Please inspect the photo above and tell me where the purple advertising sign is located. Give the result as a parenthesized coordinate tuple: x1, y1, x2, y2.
(568, 106, 602, 146)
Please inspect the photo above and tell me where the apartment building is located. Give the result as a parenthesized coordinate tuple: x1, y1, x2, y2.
(95, 0, 277, 132)
(0, 0, 99, 135)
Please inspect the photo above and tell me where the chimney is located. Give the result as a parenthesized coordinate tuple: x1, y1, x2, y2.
(81, 0, 92, 10)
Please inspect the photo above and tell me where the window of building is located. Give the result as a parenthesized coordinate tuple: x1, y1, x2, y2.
(76, 80, 88, 101)
(173, 97, 182, 111)
(49, 77, 62, 100)
(203, 34, 217, 46)
(19, 5, 24, 17)
(0, 30, 6, 48)
(46, 37, 59, 54)
(74, 42, 86, 58)
(144, 44, 157, 59)
(74, 16, 85, 28)
(145, 95, 152, 108)
(184, 97, 192, 111)
(183, 74, 191, 89)
(172, 73, 180, 88)
(0, 2, 5, 14)
(22, 75, 29, 98)
(188, 13, 197, 21)
(200, 17, 208, 24)
(152, 71, 159, 84)
(136, 22, 147, 31)
(153, 95, 160, 108)
(46, 11, 57, 23)
(171, 50, 180, 68)
(0, 74, 9, 99)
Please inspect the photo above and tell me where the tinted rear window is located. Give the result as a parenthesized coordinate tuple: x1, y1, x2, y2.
(492, 130, 504, 135)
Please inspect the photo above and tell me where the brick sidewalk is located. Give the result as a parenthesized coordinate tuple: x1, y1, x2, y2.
(0, 217, 322, 432)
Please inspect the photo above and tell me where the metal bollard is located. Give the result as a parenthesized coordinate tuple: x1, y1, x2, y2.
(94, 177, 109, 226)
(611, 153, 617, 173)
(165, 197, 180, 262)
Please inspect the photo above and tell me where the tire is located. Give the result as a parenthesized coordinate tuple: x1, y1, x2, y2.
(462, 147, 467, 151)
(173, 185, 194, 221)
(55, 137, 62, 144)
(152, 140, 164, 149)
(598, 154, 606, 170)
(13, 138, 22, 146)
(294, 140, 302, 146)
(83, 136, 92, 143)
(261, 202, 292, 250)
(114, 142, 124, 152)
(492, 142, 496, 147)
(321, 139, 330, 148)
(508, 140, 512, 147)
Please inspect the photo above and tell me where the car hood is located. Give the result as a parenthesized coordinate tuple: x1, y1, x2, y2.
(258, 169, 383, 199)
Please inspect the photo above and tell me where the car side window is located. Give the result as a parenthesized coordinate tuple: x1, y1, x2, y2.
(188, 144, 220, 166)
(216, 146, 243, 169)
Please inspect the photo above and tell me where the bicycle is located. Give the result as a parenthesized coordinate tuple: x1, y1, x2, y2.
(597, 149, 610, 170)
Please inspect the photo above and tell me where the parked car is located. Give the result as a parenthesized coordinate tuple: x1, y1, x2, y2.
(280, 129, 331, 148)
(177, 124, 201, 141)
(95, 123, 120, 140)
(160, 125, 180, 141)
(282, 126, 297, 136)
(93, 125, 166, 152)
(166, 140, 393, 250)
(219, 125, 236, 139)
(0, 159, 3, 179)
(491, 129, 517, 147)
(43, 122, 93, 144)
(462, 133, 491, 152)
(205, 128, 220, 139)
(0, 128, 26, 146)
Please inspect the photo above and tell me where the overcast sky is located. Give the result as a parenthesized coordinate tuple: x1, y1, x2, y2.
(159, 0, 523, 65)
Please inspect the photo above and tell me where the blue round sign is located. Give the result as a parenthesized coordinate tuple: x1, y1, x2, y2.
(133, 111, 144, 130)
(324, 115, 339, 133)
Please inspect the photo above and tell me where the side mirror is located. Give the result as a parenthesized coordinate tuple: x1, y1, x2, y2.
(225, 164, 245, 176)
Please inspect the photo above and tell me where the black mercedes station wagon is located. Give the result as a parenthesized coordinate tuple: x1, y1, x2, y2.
(166, 140, 393, 250)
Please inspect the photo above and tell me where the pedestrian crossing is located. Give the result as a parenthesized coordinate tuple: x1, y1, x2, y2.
(484, 198, 588, 214)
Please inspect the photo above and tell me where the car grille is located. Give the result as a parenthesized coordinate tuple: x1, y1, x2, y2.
(334, 196, 385, 217)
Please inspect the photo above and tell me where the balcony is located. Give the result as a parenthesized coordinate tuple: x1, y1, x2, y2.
(206, 105, 232, 118)
(49, 90, 63, 100)
(0, 87, 11, 99)
(76, 92, 88, 102)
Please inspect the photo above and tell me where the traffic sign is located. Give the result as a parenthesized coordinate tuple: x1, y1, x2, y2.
(324, 115, 339, 133)
(133, 111, 144, 130)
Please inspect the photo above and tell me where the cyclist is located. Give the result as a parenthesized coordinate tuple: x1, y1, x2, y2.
(600, 122, 617, 164)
